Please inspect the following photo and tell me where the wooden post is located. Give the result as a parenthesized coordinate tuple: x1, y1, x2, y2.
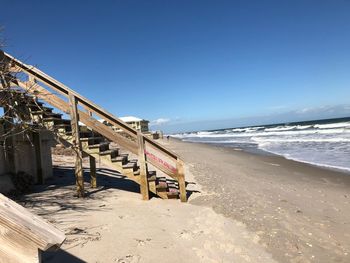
(89, 155, 97, 188)
(176, 159, 187, 202)
(3, 103, 16, 174)
(33, 132, 44, 184)
(68, 93, 84, 197)
(137, 132, 149, 200)
(86, 109, 97, 188)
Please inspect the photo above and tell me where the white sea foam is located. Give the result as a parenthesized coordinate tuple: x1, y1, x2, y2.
(252, 137, 350, 143)
(172, 119, 350, 173)
(258, 146, 350, 172)
(197, 131, 215, 136)
(314, 122, 350, 129)
(176, 128, 350, 139)
(296, 125, 312, 129)
(265, 126, 296, 132)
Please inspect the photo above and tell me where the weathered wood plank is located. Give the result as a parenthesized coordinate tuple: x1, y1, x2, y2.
(68, 93, 84, 197)
(176, 159, 187, 202)
(0, 194, 65, 263)
(89, 155, 97, 188)
(137, 132, 149, 200)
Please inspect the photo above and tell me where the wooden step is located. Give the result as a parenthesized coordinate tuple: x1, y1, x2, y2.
(80, 137, 105, 144)
(30, 110, 56, 115)
(42, 118, 70, 126)
(100, 149, 118, 159)
(27, 101, 44, 106)
(111, 155, 127, 165)
(68, 130, 93, 138)
(157, 177, 166, 182)
(33, 112, 62, 119)
(148, 171, 157, 181)
(28, 105, 53, 112)
(88, 142, 109, 152)
(122, 161, 137, 170)
(148, 170, 156, 177)
(133, 170, 157, 180)
(167, 188, 180, 199)
(54, 123, 72, 130)
(79, 131, 93, 138)
(156, 181, 168, 192)
(66, 130, 100, 138)
(42, 117, 62, 124)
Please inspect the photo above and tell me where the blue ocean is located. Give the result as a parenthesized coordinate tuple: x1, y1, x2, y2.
(172, 117, 350, 173)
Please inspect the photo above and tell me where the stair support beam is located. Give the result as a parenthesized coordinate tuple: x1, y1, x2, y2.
(89, 155, 97, 188)
(176, 159, 187, 202)
(33, 132, 44, 184)
(68, 93, 85, 197)
(137, 132, 149, 200)
(2, 104, 16, 174)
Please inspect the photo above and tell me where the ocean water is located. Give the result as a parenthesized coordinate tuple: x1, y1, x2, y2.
(172, 117, 350, 173)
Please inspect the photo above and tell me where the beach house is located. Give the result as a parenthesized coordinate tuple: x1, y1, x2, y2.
(120, 116, 150, 132)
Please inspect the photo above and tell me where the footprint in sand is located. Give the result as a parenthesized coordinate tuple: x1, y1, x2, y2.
(115, 254, 141, 263)
(179, 229, 193, 240)
(135, 238, 151, 246)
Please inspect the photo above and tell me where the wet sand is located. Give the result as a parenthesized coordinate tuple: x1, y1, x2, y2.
(162, 138, 350, 263)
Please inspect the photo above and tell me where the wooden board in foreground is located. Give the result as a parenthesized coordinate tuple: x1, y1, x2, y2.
(0, 193, 66, 263)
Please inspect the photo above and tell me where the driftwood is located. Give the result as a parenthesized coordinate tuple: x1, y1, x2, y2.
(0, 193, 65, 263)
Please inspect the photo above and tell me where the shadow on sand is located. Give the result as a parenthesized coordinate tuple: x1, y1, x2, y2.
(18, 166, 199, 262)
(42, 249, 85, 263)
(19, 166, 199, 210)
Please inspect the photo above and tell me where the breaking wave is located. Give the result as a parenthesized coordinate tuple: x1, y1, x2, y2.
(172, 118, 350, 173)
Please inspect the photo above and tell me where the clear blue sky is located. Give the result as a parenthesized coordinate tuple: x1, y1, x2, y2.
(1, 0, 350, 132)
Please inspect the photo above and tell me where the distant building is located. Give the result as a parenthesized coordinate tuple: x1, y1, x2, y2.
(97, 116, 150, 133)
(120, 116, 150, 133)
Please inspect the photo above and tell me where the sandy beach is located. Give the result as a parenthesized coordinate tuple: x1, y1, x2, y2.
(18, 153, 275, 263)
(16, 139, 349, 263)
(2, 2, 350, 262)
(164, 138, 350, 263)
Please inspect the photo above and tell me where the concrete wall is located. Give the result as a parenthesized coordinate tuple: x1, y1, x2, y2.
(0, 128, 55, 193)
(12, 131, 55, 182)
(13, 135, 37, 179)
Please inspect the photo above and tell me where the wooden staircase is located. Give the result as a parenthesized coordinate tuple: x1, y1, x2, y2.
(0, 50, 187, 202)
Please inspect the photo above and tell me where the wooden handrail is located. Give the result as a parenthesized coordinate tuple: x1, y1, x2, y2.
(4, 51, 180, 161)
(3, 51, 187, 192)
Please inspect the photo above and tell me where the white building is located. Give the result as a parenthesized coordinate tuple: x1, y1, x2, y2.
(119, 116, 149, 132)
(97, 116, 150, 133)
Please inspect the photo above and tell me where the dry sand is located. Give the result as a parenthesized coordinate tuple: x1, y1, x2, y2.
(19, 154, 275, 263)
(18, 138, 350, 263)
